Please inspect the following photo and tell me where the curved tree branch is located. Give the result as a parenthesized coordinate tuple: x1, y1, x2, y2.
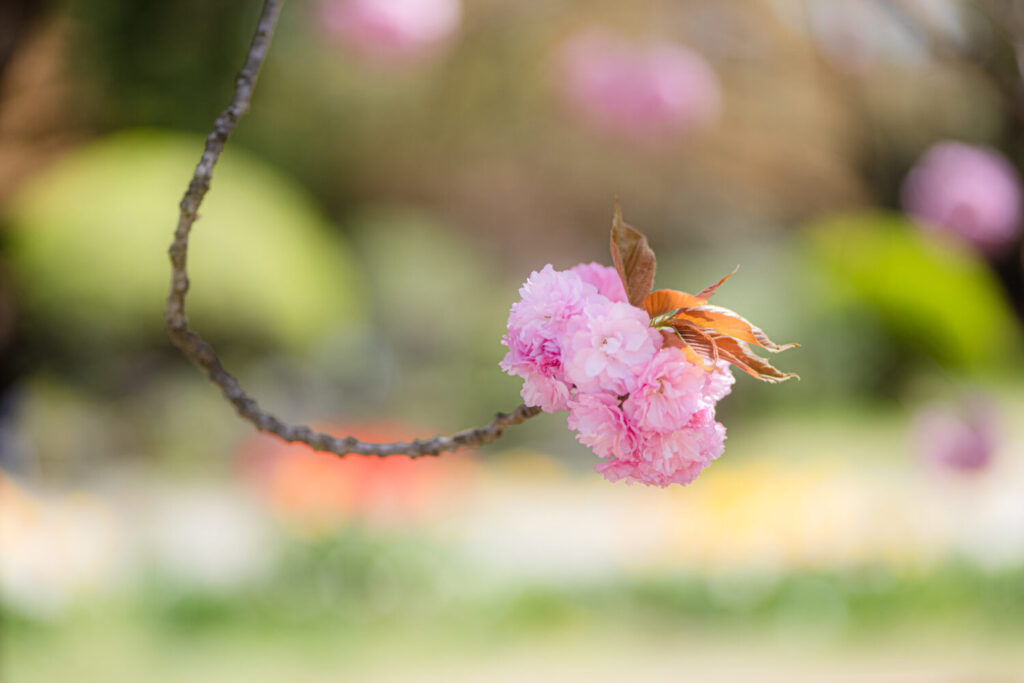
(165, 0, 541, 458)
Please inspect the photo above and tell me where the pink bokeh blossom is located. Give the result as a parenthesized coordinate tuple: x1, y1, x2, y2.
(902, 141, 1023, 255)
(913, 399, 999, 472)
(318, 0, 461, 60)
(558, 29, 721, 142)
(564, 301, 661, 395)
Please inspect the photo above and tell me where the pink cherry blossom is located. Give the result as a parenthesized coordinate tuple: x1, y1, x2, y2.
(686, 407, 728, 459)
(623, 346, 707, 433)
(597, 409, 726, 487)
(702, 362, 736, 403)
(595, 433, 711, 487)
(567, 392, 637, 460)
(507, 264, 598, 334)
(902, 141, 1022, 255)
(500, 329, 568, 413)
(569, 262, 627, 303)
(318, 0, 461, 60)
(520, 373, 572, 415)
(558, 29, 721, 142)
(500, 262, 735, 487)
(500, 265, 599, 412)
(564, 301, 661, 395)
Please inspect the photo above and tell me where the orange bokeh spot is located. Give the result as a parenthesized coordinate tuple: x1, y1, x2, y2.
(236, 420, 480, 533)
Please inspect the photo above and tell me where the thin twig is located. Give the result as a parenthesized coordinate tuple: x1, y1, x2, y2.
(165, 0, 541, 458)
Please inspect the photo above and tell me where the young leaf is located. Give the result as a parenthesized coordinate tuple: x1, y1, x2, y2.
(695, 265, 739, 299)
(644, 289, 706, 316)
(610, 202, 657, 307)
(673, 321, 720, 364)
(643, 270, 799, 382)
(672, 305, 799, 353)
(660, 329, 712, 369)
(711, 336, 799, 383)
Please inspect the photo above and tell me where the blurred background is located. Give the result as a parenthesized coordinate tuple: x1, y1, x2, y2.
(2, 0, 1024, 680)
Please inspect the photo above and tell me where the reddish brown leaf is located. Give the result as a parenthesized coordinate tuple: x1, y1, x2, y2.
(660, 329, 687, 349)
(673, 305, 799, 353)
(713, 336, 799, 383)
(694, 266, 739, 300)
(607, 209, 797, 382)
(659, 329, 710, 369)
(643, 289, 707, 317)
(670, 320, 720, 365)
(610, 202, 657, 307)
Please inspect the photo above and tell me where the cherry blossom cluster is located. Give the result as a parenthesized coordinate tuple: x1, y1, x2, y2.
(500, 264, 734, 487)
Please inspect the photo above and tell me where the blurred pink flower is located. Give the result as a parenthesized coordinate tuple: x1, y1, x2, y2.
(558, 29, 721, 142)
(564, 301, 661, 395)
(624, 346, 707, 433)
(567, 392, 637, 460)
(913, 399, 999, 472)
(318, 0, 461, 60)
(570, 262, 628, 303)
(902, 141, 1023, 255)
